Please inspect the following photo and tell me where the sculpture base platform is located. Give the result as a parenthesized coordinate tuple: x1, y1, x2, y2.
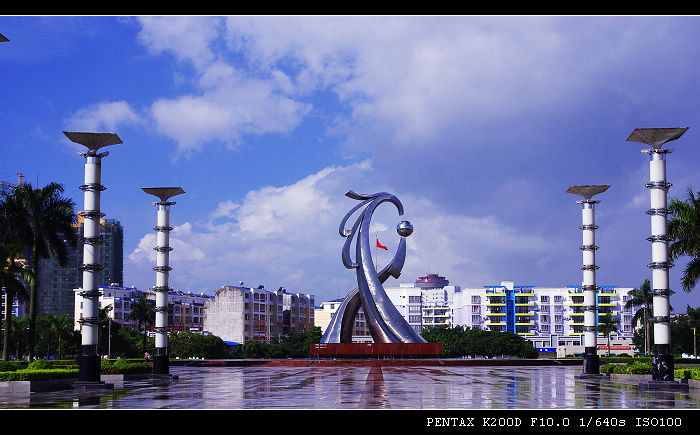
(310, 343, 442, 359)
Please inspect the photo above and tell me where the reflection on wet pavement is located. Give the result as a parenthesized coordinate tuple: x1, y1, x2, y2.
(1, 365, 699, 409)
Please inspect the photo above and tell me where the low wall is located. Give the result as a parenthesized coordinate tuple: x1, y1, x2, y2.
(310, 342, 443, 358)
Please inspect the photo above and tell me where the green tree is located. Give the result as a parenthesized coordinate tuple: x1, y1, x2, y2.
(0, 243, 32, 361)
(685, 305, 700, 358)
(241, 340, 268, 358)
(11, 182, 77, 361)
(110, 327, 152, 358)
(597, 315, 620, 357)
(421, 326, 537, 359)
(128, 296, 155, 356)
(279, 327, 323, 358)
(624, 278, 653, 355)
(668, 187, 700, 293)
(0, 190, 32, 361)
(168, 331, 232, 359)
(98, 304, 114, 357)
(10, 316, 29, 360)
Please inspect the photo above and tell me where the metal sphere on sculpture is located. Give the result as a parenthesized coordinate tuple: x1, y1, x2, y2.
(397, 220, 413, 237)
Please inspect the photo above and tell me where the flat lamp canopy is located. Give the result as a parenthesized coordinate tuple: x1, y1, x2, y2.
(142, 187, 185, 203)
(566, 185, 610, 200)
(626, 127, 689, 149)
(0, 34, 8, 42)
(63, 131, 122, 152)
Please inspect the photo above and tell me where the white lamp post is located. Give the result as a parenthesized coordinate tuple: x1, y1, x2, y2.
(627, 127, 689, 388)
(567, 185, 609, 377)
(142, 187, 184, 376)
(64, 131, 121, 387)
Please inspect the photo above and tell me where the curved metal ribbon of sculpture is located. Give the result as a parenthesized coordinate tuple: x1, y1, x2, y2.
(321, 191, 426, 344)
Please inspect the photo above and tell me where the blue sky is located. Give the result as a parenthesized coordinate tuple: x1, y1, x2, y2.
(1, 16, 699, 313)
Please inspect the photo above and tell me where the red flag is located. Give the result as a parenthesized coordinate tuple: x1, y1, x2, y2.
(376, 238, 388, 250)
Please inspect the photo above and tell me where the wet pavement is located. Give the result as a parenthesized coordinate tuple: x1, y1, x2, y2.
(1, 364, 699, 409)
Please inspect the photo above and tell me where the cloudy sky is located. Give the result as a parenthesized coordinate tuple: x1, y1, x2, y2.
(1, 16, 699, 312)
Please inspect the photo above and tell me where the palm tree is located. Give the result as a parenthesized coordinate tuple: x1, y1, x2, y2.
(597, 315, 621, 357)
(98, 304, 114, 357)
(10, 316, 29, 360)
(0, 242, 32, 361)
(624, 278, 654, 355)
(47, 313, 74, 359)
(11, 182, 77, 361)
(0, 190, 32, 361)
(129, 296, 155, 356)
(668, 187, 700, 293)
(687, 305, 700, 359)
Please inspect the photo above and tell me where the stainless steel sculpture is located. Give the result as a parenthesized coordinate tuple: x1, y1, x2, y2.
(321, 191, 426, 344)
(567, 184, 609, 377)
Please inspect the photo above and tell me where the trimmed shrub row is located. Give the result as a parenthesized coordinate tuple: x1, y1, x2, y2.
(601, 361, 700, 380)
(601, 360, 651, 374)
(0, 358, 151, 381)
(101, 359, 151, 375)
(0, 368, 79, 381)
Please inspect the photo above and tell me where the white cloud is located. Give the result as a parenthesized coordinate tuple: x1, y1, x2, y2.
(128, 161, 556, 301)
(64, 100, 142, 133)
(137, 16, 222, 68)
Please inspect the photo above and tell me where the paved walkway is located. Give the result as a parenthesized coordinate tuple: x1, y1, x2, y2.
(1, 365, 698, 409)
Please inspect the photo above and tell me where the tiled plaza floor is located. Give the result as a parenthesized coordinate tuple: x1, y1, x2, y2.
(1, 365, 699, 409)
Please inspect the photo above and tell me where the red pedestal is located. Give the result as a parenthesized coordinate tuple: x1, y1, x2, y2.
(310, 342, 442, 359)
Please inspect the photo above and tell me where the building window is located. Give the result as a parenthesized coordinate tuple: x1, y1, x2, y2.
(471, 295, 481, 304)
(471, 305, 480, 313)
(554, 325, 563, 333)
(540, 295, 549, 303)
(554, 295, 563, 303)
(471, 314, 481, 324)
(540, 305, 549, 313)
(409, 295, 421, 304)
(554, 315, 563, 324)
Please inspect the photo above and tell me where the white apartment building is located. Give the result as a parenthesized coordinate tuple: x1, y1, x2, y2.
(74, 284, 145, 331)
(315, 298, 371, 342)
(385, 275, 637, 357)
(203, 284, 315, 344)
(73, 284, 212, 333)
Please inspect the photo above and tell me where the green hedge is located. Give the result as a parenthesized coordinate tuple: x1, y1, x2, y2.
(674, 368, 700, 380)
(0, 361, 28, 372)
(601, 361, 700, 380)
(0, 368, 79, 381)
(600, 360, 652, 374)
(599, 356, 652, 364)
(0, 358, 150, 381)
(101, 359, 151, 375)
